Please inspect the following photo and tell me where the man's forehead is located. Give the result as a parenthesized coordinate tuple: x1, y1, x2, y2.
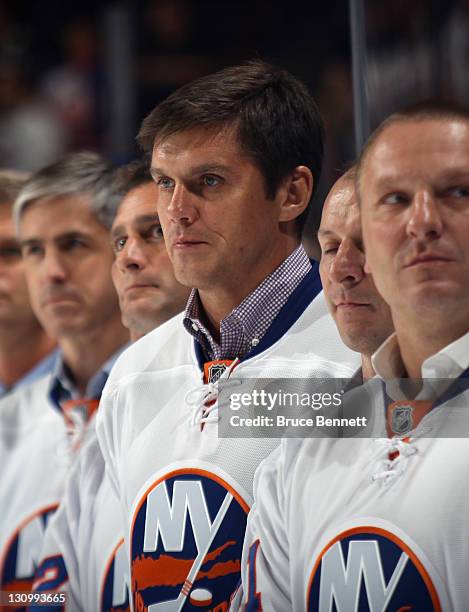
(319, 181, 358, 234)
(111, 213, 159, 237)
(151, 125, 242, 165)
(364, 117, 469, 177)
(19, 196, 102, 240)
(0, 202, 15, 226)
(119, 182, 157, 212)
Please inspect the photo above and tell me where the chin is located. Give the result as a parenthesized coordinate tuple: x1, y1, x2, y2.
(403, 283, 462, 309)
(44, 317, 84, 338)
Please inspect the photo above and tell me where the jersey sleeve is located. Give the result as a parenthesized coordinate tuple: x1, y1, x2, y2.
(235, 442, 294, 611)
(29, 437, 105, 612)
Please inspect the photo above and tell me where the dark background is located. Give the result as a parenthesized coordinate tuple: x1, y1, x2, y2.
(1, 0, 467, 241)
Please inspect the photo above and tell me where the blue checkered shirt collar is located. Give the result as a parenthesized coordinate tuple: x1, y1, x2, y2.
(183, 245, 312, 361)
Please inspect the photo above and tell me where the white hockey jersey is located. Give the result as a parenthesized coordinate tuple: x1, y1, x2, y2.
(0, 366, 110, 609)
(32, 432, 130, 612)
(96, 287, 360, 612)
(235, 378, 469, 612)
(0, 374, 69, 600)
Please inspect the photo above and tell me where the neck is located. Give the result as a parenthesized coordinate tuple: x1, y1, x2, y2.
(59, 315, 129, 395)
(394, 312, 468, 379)
(199, 240, 300, 341)
(361, 354, 375, 381)
(0, 324, 56, 388)
(130, 330, 143, 342)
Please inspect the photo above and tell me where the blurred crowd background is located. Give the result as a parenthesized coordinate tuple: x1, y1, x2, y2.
(1, 0, 468, 238)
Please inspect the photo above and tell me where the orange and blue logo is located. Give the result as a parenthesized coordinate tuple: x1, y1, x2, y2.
(307, 526, 441, 612)
(101, 540, 130, 612)
(130, 468, 249, 611)
(0, 505, 58, 611)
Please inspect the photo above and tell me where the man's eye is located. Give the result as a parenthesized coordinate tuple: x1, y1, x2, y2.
(448, 186, 469, 199)
(149, 225, 164, 239)
(321, 244, 339, 255)
(382, 193, 408, 205)
(0, 246, 22, 261)
(113, 237, 127, 253)
(202, 175, 221, 187)
(157, 177, 175, 189)
(63, 238, 86, 251)
(22, 244, 43, 258)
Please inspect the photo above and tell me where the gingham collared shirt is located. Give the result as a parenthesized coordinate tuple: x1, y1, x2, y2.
(183, 245, 312, 361)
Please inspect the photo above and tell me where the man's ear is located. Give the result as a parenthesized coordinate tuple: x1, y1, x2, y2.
(278, 166, 314, 222)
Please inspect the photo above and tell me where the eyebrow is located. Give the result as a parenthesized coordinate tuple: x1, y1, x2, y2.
(20, 231, 89, 247)
(374, 169, 469, 189)
(150, 164, 234, 179)
(111, 215, 160, 239)
(317, 229, 337, 238)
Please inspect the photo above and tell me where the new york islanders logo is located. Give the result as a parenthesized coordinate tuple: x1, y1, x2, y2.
(307, 525, 442, 612)
(131, 468, 249, 611)
(0, 505, 58, 610)
(101, 540, 130, 612)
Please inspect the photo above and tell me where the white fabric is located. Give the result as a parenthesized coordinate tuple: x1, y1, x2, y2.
(372, 331, 469, 381)
(0, 375, 70, 593)
(96, 292, 360, 610)
(35, 432, 129, 611)
(235, 333, 469, 611)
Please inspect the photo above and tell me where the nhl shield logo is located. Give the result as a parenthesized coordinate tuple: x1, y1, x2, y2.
(391, 404, 413, 435)
(203, 360, 234, 384)
(208, 364, 228, 383)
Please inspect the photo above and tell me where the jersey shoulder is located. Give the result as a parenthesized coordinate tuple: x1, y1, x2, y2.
(0, 372, 55, 434)
(106, 311, 190, 386)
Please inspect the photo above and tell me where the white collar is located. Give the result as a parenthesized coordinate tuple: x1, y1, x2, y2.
(372, 331, 469, 401)
(422, 332, 469, 378)
(371, 333, 404, 380)
(372, 331, 469, 380)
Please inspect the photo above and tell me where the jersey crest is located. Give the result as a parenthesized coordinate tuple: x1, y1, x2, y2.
(307, 525, 441, 612)
(0, 505, 58, 609)
(203, 361, 234, 384)
(101, 540, 130, 612)
(131, 468, 249, 611)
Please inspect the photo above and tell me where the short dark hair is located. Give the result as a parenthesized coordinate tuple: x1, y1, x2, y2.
(138, 60, 325, 233)
(107, 159, 154, 227)
(114, 158, 152, 197)
(356, 101, 469, 199)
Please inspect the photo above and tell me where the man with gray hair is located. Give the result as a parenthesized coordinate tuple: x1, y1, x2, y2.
(0, 171, 56, 395)
(0, 152, 129, 599)
(30, 159, 191, 611)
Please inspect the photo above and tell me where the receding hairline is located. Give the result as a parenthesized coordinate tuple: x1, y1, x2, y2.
(356, 110, 469, 201)
(318, 167, 358, 239)
(324, 170, 356, 209)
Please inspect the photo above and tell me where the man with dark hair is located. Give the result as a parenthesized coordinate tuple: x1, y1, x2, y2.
(111, 160, 190, 339)
(0, 153, 129, 599)
(0, 171, 56, 395)
(236, 104, 469, 611)
(137, 60, 324, 236)
(97, 61, 358, 610)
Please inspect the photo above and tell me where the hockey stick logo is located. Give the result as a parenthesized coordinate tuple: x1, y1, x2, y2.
(130, 468, 249, 611)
